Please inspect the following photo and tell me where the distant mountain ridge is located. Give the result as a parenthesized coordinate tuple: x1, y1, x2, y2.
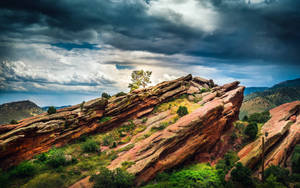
(244, 87, 268, 95)
(240, 78, 300, 118)
(0, 100, 43, 125)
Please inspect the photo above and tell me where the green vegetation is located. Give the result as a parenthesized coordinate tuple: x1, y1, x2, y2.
(216, 151, 239, 185)
(81, 139, 100, 153)
(10, 161, 38, 178)
(80, 101, 85, 111)
(46, 148, 70, 168)
(121, 161, 135, 170)
(248, 111, 271, 124)
(91, 167, 134, 188)
(9, 119, 18, 124)
(47, 106, 56, 115)
(115, 92, 127, 97)
(264, 165, 289, 186)
(128, 70, 152, 91)
(142, 163, 222, 188)
(23, 173, 64, 188)
(101, 92, 111, 99)
(176, 106, 188, 117)
(244, 122, 258, 140)
(230, 162, 253, 187)
(292, 145, 300, 173)
(99, 116, 112, 123)
(151, 121, 169, 132)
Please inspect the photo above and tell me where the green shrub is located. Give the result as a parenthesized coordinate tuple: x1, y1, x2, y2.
(46, 148, 67, 168)
(10, 119, 18, 124)
(0, 169, 9, 187)
(264, 165, 289, 186)
(142, 117, 148, 124)
(99, 116, 112, 123)
(257, 174, 285, 188)
(101, 92, 111, 99)
(292, 145, 300, 173)
(121, 161, 135, 169)
(242, 115, 249, 121)
(47, 106, 56, 115)
(91, 167, 134, 188)
(230, 162, 253, 187)
(80, 101, 85, 111)
(115, 92, 127, 97)
(248, 111, 271, 124)
(176, 106, 188, 117)
(144, 164, 222, 188)
(81, 139, 100, 153)
(102, 134, 114, 146)
(23, 173, 64, 188)
(10, 161, 37, 178)
(110, 141, 117, 149)
(230, 132, 237, 143)
(244, 122, 258, 140)
(36, 153, 47, 162)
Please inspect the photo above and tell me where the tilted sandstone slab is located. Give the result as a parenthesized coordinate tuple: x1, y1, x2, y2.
(0, 74, 220, 169)
(238, 101, 300, 172)
(108, 82, 244, 185)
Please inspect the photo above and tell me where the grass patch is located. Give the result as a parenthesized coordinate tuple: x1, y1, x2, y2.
(99, 116, 112, 123)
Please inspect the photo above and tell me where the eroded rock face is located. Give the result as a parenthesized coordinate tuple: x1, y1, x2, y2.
(0, 75, 219, 169)
(108, 81, 244, 185)
(238, 101, 300, 172)
(0, 74, 244, 188)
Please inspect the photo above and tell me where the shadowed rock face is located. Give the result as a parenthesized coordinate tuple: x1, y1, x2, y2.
(108, 82, 244, 185)
(238, 101, 300, 173)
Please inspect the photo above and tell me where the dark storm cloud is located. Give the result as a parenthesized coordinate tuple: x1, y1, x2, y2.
(0, 0, 300, 64)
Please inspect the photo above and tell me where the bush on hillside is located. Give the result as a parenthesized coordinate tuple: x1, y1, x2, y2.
(81, 139, 100, 153)
(46, 148, 67, 168)
(244, 122, 258, 140)
(292, 145, 300, 173)
(91, 167, 134, 188)
(23, 173, 64, 188)
(115, 92, 127, 97)
(248, 111, 271, 124)
(10, 161, 38, 178)
(230, 162, 253, 187)
(10, 119, 18, 124)
(176, 106, 188, 117)
(101, 92, 111, 99)
(47, 106, 56, 115)
(264, 165, 289, 186)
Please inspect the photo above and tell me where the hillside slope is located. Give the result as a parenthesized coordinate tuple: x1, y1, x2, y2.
(240, 78, 300, 118)
(0, 100, 43, 125)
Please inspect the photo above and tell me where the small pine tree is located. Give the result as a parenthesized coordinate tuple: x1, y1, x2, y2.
(176, 106, 188, 117)
(244, 122, 258, 140)
(101, 92, 111, 99)
(47, 106, 56, 115)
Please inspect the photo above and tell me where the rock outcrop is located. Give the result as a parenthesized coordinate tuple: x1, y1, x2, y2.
(238, 101, 300, 173)
(107, 81, 244, 185)
(0, 74, 245, 188)
(0, 74, 222, 169)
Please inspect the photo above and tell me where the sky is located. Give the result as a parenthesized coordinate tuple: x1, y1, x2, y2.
(0, 0, 299, 106)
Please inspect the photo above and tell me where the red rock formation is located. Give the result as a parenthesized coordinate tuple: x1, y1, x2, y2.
(238, 101, 300, 173)
(0, 74, 220, 169)
(107, 81, 244, 185)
